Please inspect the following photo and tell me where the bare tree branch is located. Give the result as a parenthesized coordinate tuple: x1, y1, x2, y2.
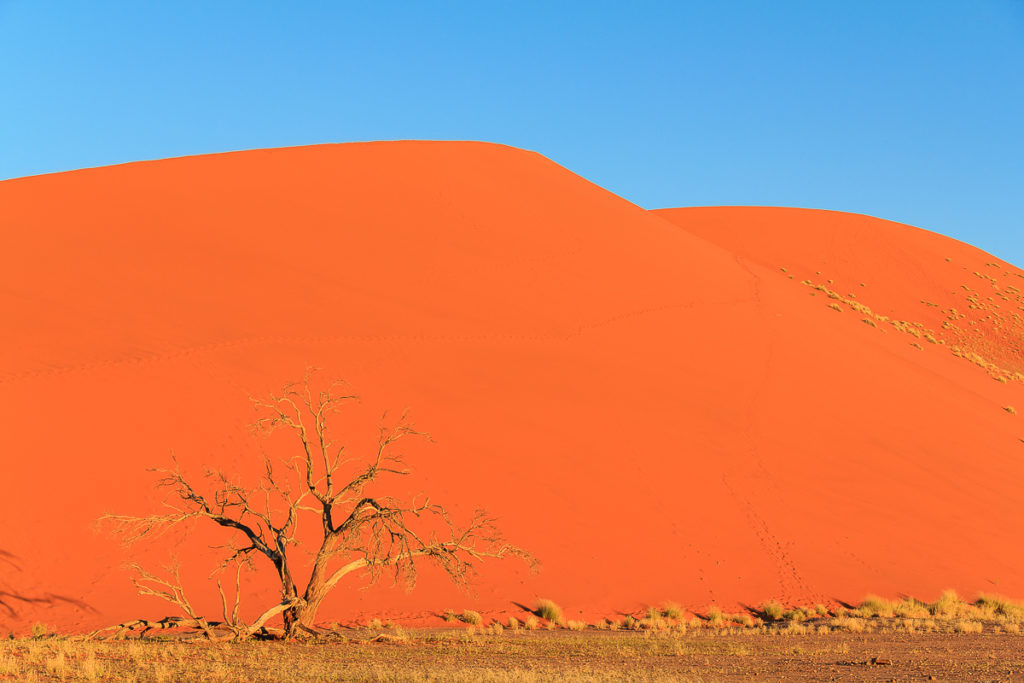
(101, 370, 533, 639)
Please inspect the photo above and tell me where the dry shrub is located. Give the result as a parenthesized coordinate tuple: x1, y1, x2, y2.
(930, 589, 963, 618)
(954, 620, 983, 634)
(893, 598, 929, 619)
(524, 615, 539, 631)
(858, 595, 894, 618)
(460, 610, 483, 627)
(507, 617, 520, 630)
(734, 613, 755, 628)
(641, 616, 668, 631)
(662, 603, 684, 620)
(976, 594, 1024, 621)
(760, 600, 784, 622)
(565, 620, 586, 631)
(832, 617, 866, 633)
(535, 599, 563, 625)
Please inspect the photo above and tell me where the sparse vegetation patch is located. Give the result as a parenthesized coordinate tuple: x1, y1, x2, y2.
(534, 598, 563, 625)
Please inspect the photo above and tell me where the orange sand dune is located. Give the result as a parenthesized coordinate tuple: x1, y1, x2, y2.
(2, 142, 1023, 633)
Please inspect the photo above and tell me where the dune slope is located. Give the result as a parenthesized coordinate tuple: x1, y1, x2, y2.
(1, 144, 1022, 633)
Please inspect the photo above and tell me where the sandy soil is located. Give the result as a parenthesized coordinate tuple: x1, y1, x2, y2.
(3, 630, 1023, 681)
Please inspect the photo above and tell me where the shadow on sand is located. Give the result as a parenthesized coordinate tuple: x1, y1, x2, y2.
(0, 548, 98, 620)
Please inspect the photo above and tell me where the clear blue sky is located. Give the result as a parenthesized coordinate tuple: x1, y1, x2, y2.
(2, 1, 1022, 265)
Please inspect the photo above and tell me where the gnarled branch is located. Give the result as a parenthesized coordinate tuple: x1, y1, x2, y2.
(100, 370, 533, 639)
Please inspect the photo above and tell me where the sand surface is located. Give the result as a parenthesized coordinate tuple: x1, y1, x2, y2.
(2, 142, 1022, 632)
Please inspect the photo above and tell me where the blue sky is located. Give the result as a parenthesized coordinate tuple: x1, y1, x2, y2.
(2, 1, 1022, 265)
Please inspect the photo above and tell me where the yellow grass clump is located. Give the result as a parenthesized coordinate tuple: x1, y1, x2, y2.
(460, 610, 483, 627)
(535, 599, 563, 625)
(930, 589, 963, 618)
(760, 600, 784, 622)
(662, 603, 684, 620)
(954, 620, 983, 634)
(857, 595, 894, 618)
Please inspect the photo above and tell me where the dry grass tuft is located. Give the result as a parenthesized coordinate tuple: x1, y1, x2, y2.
(781, 608, 806, 622)
(706, 607, 725, 627)
(975, 594, 1024, 622)
(955, 620, 983, 634)
(858, 595, 894, 618)
(733, 613, 756, 628)
(460, 610, 483, 627)
(831, 616, 867, 633)
(930, 589, 962, 618)
(641, 616, 668, 631)
(535, 599, 563, 625)
(893, 598, 929, 619)
(662, 603, 684, 620)
(760, 600, 784, 622)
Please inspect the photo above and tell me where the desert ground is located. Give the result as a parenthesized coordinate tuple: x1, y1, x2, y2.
(5, 600, 1024, 682)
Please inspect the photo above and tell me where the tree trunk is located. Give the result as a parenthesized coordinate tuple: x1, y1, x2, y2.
(282, 605, 299, 638)
(298, 590, 329, 629)
(279, 579, 301, 638)
(296, 555, 332, 631)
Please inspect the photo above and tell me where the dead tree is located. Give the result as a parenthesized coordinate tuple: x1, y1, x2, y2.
(103, 371, 531, 639)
